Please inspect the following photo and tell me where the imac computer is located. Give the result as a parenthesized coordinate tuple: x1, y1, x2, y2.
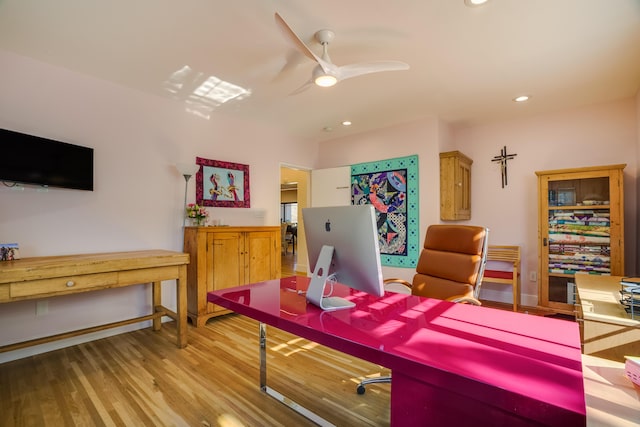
(302, 205, 385, 311)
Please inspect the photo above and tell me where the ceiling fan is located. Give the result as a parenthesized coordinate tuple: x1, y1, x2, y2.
(274, 13, 410, 94)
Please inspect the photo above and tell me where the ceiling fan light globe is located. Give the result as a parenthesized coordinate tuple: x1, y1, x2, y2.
(315, 74, 337, 87)
(312, 65, 337, 87)
(464, 0, 489, 6)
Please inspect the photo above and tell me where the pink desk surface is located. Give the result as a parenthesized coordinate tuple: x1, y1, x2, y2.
(209, 276, 586, 426)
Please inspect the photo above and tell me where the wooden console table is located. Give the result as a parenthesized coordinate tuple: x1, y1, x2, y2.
(0, 250, 190, 353)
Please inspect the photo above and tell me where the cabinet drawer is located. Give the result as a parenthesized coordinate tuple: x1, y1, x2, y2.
(118, 266, 180, 285)
(9, 272, 118, 298)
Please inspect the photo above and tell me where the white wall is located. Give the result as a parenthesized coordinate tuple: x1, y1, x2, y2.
(316, 98, 638, 307)
(0, 51, 317, 362)
(455, 97, 638, 304)
(637, 90, 640, 274)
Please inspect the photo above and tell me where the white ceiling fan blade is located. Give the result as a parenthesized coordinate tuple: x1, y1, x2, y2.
(337, 61, 410, 81)
(274, 13, 322, 65)
(289, 79, 314, 96)
(271, 50, 306, 83)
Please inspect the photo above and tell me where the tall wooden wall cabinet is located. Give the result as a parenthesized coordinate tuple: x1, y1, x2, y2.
(440, 151, 472, 220)
(183, 226, 281, 326)
(536, 164, 625, 314)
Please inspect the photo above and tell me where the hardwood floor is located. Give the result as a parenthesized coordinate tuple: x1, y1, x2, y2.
(1, 255, 390, 427)
(281, 250, 298, 277)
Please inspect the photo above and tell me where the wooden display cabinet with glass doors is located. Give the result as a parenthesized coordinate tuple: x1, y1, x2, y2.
(536, 164, 625, 315)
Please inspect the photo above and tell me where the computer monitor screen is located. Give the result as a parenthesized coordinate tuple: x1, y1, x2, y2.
(302, 205, 384, 311)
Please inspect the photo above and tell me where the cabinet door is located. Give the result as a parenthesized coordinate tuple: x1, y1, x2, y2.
(245, 231, 278, 283)
(440, 151, 472, 221)
(207, 232, 244, 314)
(455, 158, 472, 219)
(538, 166, 624, 313)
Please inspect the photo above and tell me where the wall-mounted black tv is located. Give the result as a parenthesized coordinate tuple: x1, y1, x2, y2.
(0, 128, 94, 191)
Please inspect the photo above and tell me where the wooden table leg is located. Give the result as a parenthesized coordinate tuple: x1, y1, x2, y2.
(176, 265, 188, 348)
(152, 281, 162, 331)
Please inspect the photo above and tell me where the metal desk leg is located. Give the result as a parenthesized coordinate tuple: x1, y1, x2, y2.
(259, 322, 334, 427)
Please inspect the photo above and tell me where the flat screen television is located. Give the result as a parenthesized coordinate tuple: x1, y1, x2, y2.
(0, 128, 94, 191)
(302, 205, 385, 311)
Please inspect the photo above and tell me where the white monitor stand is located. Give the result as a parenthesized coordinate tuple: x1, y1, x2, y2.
(306, 245, 356, 311)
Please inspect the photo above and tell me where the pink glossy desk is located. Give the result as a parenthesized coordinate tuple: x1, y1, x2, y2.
(208, 276, 586, 426)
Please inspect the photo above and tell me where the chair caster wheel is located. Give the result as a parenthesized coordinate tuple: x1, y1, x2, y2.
(357, 385, 366, 395)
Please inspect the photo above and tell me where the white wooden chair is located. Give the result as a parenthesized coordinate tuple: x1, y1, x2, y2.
(483, 245, 521, 312)
(280, 223, 294, 254)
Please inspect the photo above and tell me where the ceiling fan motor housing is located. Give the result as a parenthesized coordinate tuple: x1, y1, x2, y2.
(315, 29, 335, 45)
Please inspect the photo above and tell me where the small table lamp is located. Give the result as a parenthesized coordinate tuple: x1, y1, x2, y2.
(176, 163, 201, 226)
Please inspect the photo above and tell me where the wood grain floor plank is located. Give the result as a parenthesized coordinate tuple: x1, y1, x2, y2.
(1, 314, 390, 426)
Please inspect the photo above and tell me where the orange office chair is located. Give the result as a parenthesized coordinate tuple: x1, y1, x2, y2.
(356, 224, 489, 394)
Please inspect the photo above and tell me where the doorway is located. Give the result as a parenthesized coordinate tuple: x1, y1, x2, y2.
(280, 165, 310, 275)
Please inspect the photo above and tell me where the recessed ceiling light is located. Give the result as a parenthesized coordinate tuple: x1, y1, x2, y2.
(464, 0, 489, 7)
(342, 121, 352, 126)
(513, 95, 531, 102)
(323, 126, 333, 132)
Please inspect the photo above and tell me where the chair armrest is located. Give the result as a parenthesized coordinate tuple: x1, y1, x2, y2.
(383, 278, 412, 286)
(383, 278, 412, 294)
(446, 295, 482, 305)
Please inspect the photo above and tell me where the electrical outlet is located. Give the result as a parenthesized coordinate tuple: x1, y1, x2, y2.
(529, 271, 537, 282)
(36, 300, 48, 316)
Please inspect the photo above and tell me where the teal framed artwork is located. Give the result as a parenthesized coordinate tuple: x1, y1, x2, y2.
(351, 155, 419, 268)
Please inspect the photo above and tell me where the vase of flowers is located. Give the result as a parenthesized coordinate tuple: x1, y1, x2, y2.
(186, 203, 208, 226)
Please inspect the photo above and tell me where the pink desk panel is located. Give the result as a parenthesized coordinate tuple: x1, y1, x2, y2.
(209, 276, 586, 427)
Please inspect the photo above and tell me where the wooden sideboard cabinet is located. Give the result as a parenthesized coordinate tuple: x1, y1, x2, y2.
(439, 151, 472, 221)
(183, 226, 281, 326)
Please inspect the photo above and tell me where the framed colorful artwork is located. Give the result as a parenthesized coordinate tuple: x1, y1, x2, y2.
(196, 157, 250, 208)
(351, 155, 419, 268)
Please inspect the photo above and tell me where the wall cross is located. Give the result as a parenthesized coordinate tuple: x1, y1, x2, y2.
(491, 146, 517, 188)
